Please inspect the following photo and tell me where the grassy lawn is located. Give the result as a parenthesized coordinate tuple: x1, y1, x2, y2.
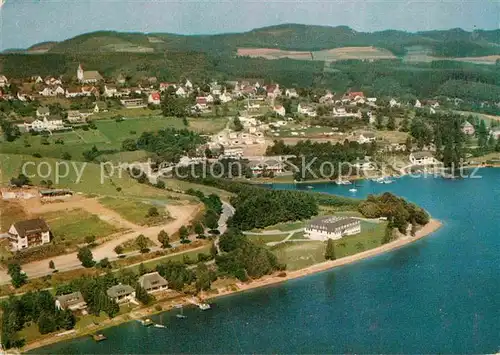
(99, 197, 169, 226)
(127, 244, 212, 273)
(75, 312, 109, 330)
(17, 322, 42, 343)
(164, 178, 234, 200)
(0, 153, 195, 202)
(289, 231, 306, 240)
(252, 221, 305, 232)
(41, 208, 121, 246)
(93, 108, 162, 120)
(271, 220, 387, 271)
(247, 234, 289, 245)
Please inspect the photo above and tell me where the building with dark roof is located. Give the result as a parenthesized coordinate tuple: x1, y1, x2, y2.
(55, 291, 87, 311)
(305, 216, 361, 241)
(138, 272, 168, 293)
(8, 218, 51, 251)
(107, 284, 135, 303)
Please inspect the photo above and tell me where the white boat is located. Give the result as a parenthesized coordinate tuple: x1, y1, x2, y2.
(335, 179, 352, 185)
(382, 179, 394, 184)
(176, 305, 187, 319)
(349, 188, 357, 192)
(154, 324, 166, 328)
(306, 185, 314, 189)
(198, 303, 211, 310)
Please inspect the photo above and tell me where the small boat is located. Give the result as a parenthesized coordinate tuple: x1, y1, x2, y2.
(349, 188, 357, 193)
(198, 303, 211, 310)
(306, 185, 313, 189)
(176, 305, 187, 319)
(382, 179, 394, 184)
(92, 333, 107, 342)
(335, 179, 351, 185)
(154, 324, 166, 328)
(143, 319, 154, 326)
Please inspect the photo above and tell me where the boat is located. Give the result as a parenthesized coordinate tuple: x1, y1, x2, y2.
(349, 188, 357, 193)
(143, 319, 154, 326)
(335, 179, 351, 185)
(306, 185, 313, 189)
(154, 324, 166, 328)
(176, 305, 187, 319)
(198, 303, 211, 310)
(92, 333, 107, 342)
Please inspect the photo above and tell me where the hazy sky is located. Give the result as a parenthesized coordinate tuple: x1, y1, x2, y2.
(0, 0, 498, 50)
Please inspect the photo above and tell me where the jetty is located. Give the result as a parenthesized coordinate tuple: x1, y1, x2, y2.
(188, 298, 211, 310)
(92, 334, 107, 342)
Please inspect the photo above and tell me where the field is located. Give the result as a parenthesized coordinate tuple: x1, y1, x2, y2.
(118, 236, 157, 253)
(0, 116, 227, 162)
(237, 46, 396, 62)
(0, 153, 196, 201)
(253, 220, 305, 233)
(41, 208, 121, 247)
(163, 178, 234, 201)
(271, 220, 387, 270)
(403, 45, 500, 65)
(99, 197, 169, 226)
(247, 234, 290, 244)
(0, 200, 30, 232)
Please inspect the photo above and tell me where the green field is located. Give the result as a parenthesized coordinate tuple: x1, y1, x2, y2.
(41, 208, 121, 247)
(99, 196, 169, 226)
(252, 220, 305, 233)
(0, 116, 227, 162)
(271, 220, 387, 270)
(247, 234, 290, 244)
(0, 153, 196, 201)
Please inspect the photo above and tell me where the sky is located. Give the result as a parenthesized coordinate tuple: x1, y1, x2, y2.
(0, 0, 498, 50)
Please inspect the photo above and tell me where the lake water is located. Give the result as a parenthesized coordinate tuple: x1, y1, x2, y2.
(34, 169, 500, 353)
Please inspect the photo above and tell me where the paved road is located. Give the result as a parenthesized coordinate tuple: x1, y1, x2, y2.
(214, 201, 235, 253)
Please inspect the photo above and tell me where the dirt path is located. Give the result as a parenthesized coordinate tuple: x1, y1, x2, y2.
(0, 203, 202, 282)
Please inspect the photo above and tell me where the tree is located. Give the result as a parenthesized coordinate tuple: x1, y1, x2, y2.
(324, 239, 336, 260)
(114, 245, 124, 255)
(233, 116, 243, 131)
(61, 152, 72, 160)
(194, 222, 204, 237)
(158, 230, 171, 248)
(204, 209, 219, 230)
(135, 234, 149, 252)
(146, 206, 159, 217)
(84, 235, 96, 245)
(386, 116, 396, 131)
(195, 262, 212, 292)
(77, 247, 95, 268)
(382, 225, 394, 244)
(121, 138, 137, 151)
(179, 226, 189, 243)
(97, 258, 111, 269)
(7, 263, 27, 288)
(49, 260, 55, 270)
(37, 311, 56, 334)
(135, 283, 153, 305)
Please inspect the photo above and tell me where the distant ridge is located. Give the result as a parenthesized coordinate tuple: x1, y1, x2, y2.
(5, 23, 500, 58)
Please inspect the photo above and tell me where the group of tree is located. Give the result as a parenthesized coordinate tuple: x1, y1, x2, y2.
(1, 290, 75, 349)
(358, 192, 430, 234)
(160, 89, 191, 118)
(185, 189, 223, 232)
(9, 173, 31, 187)
(216, 229, 285, 281)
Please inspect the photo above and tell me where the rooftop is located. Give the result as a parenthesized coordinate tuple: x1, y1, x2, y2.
(12, 218, 50, 237)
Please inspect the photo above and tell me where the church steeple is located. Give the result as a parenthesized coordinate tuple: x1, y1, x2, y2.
(77, 64, 84, 82)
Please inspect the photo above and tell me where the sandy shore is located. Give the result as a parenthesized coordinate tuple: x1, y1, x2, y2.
(21, 219, 441, 353)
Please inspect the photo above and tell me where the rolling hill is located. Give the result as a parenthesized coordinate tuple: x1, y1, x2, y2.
(9, 24, 500, 58)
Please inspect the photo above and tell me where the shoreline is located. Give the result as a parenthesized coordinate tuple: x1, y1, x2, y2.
(21, 218, 442, 353)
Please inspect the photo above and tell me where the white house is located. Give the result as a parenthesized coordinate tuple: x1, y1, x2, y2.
(176, 87, 187, 97)
(185, 79, 193, 90)
(104, 85, 118, 97)
(0, 75, 9, 87)
(219, 92, 232, 103)
(414, 99, 422, 108)
(54, 86, 65, 96)
(409, 151, 438, 165)
(389, 99, 400, 108)
(210, 83, 222, 96)
(462, 121, 475, 136)
(38, 87, 56, 97)
(305, 216, 361, 241)
(273, 105, 286, 116)
(8, 218, 51, 251)
(94, 101, 107, 113)
(285, 88, 299, 98)
(297, 103, 316, 117)
(148, 91, 161, 105)
(358, 132, 376, 144)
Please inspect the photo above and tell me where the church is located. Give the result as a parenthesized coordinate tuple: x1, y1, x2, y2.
(77, 64, 103, 84)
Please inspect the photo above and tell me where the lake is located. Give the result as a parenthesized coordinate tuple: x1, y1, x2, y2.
(35, 169, 500, 353)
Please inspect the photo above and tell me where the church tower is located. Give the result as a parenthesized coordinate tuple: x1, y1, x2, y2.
(77, 64, 84, 82)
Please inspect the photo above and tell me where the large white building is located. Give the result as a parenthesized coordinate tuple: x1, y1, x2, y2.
(409, 151, 438, 165)
(8, 218, 51, 251)
(305, 216, 361, 241)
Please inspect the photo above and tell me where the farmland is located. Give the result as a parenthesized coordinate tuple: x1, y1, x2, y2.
(99, 196, 170, 226)
(0, 116, 227, 162)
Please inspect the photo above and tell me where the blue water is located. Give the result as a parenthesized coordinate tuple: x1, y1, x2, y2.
(35, 169, 500, 353)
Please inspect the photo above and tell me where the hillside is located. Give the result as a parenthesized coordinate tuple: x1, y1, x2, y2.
(11, 24, 500, 58)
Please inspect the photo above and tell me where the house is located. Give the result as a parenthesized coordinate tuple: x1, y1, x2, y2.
(285, 88, 298, 98)
(148, 91, 161, 105)
(332, 107, 348, 117)
(305, 216, 361, 241)
(0, 75, 8, 87)
(266, 84, 281, 98)
(138, 272, 168, 293)
(8, 218, 51, 251)
(319, 91, 334, 104)
(121, 98, 146, 109)
(67, 110, 85, 123)
(77, 64, 103, 84)
(159, 82, 176, 92)
(184, 79, 193, 90)
(297, 103, 316, 117)
(358, 132, 376, 144)
(94, 101, 107, 113)
(107, 284, 135, 303)
(148, 76, 158, 85)
(346, 91, 364, 101)
(490, 129, 500, 140)
(389, 99, 400, 108)
(38, 87, 55, 97)
(54, 86, 65, 96)
(427, 100, 440, 108)
(414, 99, 422, 108)
(219, 92, 232, 103)
(65, 87, 83, 98)
(248, 158, 285, 175)
(210, 83, 222, 96)
(195, 97, 208, 109)
(273, 105, 286, 116)
(32, 76, 43, 84)
(116, 74, 126, 85)
(462, 121, 475, 136)
(36, 107, 50, 117)
(367, 97, 377, 103)
(104, 85, 118, 97)
(175, 87, 187, 97)
(409, 151, 438, 165)
(55, 292, 87, 311)
(44, 77, 62, 86)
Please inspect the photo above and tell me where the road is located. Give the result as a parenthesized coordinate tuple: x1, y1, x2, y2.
(214, 201, 235, 253)
(0, 203, 201, 284)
